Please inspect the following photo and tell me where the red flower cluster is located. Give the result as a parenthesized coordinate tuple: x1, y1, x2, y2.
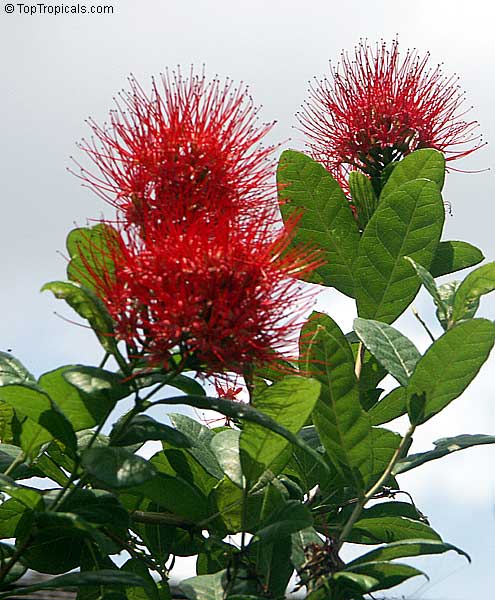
(76, 69, 276, 230)
(298, 40, 483, 185)
(76, 70, 321, 375)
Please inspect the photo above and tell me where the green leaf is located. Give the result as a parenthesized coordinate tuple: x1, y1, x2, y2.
(301, 313, 372, 490)
(0, 497, 32, 539)
(240, 376, 320, 484)
(0, 352, 35, 387)
(349, 170, 378, 229)
(0, 571, 147, 599)
(0, 475, 43, 509)
(348, 514, 440, 544)
(58, 488, 130, 530)
(380, 149, 445, 197)
(81, 447, 157, 488)
(395, 434, 495, 474)
(131, 370, 206, 397)
(368, 387, 407, 425)
(405, 256, 442, 304)
(406, 319, 495, 424)
(290, 527, 323, 571)
(253, 500, 312, 543)
(348, 539, 470, 566)
(111, 415, 191, 448)
(354, 318, 421, 387)
(42, 280, 118, 354)
(0, 384, 77, 452)
(355, 178, 444, 323)
(168, 414, 223, 480)
(430, 240, 484, 278)
(348, 561, 426, 592)
(0, 542, 27, 586)
(122, 558, 159, 600)
(368, 427, 402, 489)
(66, 224, 120, 292)
(277, 149, 360, 296)
(180, 571, 225, 600)
(452, 262, 495, 322)
(39, 366, 124, 432)
(160, 394, 330, 477)
(210, 429, 243, 488)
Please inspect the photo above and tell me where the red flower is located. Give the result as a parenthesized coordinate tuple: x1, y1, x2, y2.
(85, 215, 322, 376)
(298, 39, 483, 185)
(74, 68, 276, 230)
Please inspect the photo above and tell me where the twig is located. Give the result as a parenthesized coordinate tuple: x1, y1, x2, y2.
(412, 307, 435, 342)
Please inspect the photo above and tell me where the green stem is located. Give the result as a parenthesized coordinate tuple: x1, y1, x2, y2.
(3, 451, 26, 478)
(412, 307, 436, 342)
(337, 424, 415, 550)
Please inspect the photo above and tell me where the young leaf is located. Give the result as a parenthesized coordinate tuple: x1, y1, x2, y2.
(277, 150, 360, 296)
(394, 434, 495, 474)
(430, 241, 484, 278)
(355, 179, 444, 323)
(452, 262, 495, 322)
(380, 149, 445, 197)
(354, 318, 421, 387)
(240, 376, 320, 484)
(180, 571, 225, 600)
(81, 447, 157, 488)
(406, 319, 495, 424)
(42, 280, 118, 355)
(66, 224, 120, 292)
(302, 312, 372, 491)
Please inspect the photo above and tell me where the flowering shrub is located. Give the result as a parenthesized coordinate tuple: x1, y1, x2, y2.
(1, 43, 494, 600)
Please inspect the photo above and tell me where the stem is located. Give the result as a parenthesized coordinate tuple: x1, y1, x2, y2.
(412, 307, 436, 342)
(337, 424, 415, 550)
(0, 537, 30, 584)
(354, 342, 365, 379)
(98, 352, 110, 369)
(3, 451, 26, 478)
(131, 510, 194, 528)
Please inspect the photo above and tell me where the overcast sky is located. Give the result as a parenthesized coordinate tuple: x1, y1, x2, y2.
(1, 1, 494, 597)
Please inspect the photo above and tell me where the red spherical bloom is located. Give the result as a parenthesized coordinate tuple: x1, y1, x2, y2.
(86, 215, 323, 376)
(298, 39, 483, 185)
(74, 68, 277, 230)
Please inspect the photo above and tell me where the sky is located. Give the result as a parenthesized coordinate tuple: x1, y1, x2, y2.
(1, 0, 494, 597)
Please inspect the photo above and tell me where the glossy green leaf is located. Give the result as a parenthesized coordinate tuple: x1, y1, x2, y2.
(380, 149, 445, 197)
(348, 561, 426, 592)
(81, 447, 156, 488)
(0, 384, 76, 452)
(122, 558, 159, 600)
(254, 500, 312, 543)
(406, 319, 495, 424)
(210, 429, 243, 488)
(38, 367, 123, 433)
(42, 280, 118, 354)
(368, 427, 402, 489)
(452, 262, 495, 322)
(160, 394, 330, 477)
(0, 475, 43, 509)
(131, 370, 206, 397)
(348, 539, 470, 566)
(354, 318, 421, 387)
(355, 178, 444, 323)
(110, 415, 190, 448)
(0, 352, 35, 387)
(277, 150, 360, 296)
(0, 570, 147, 599)
(58, 488, 130, 530)
(430, 240, 484, 278)
(168, 414, 223, 480)
(302, 312, 372, 490)
(395, 434, 495, 474)
(368, 387, 407, 425)
(348, 514, 440, 544)
(240, 376, 320, 484)
(0, 497, 32, 539)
